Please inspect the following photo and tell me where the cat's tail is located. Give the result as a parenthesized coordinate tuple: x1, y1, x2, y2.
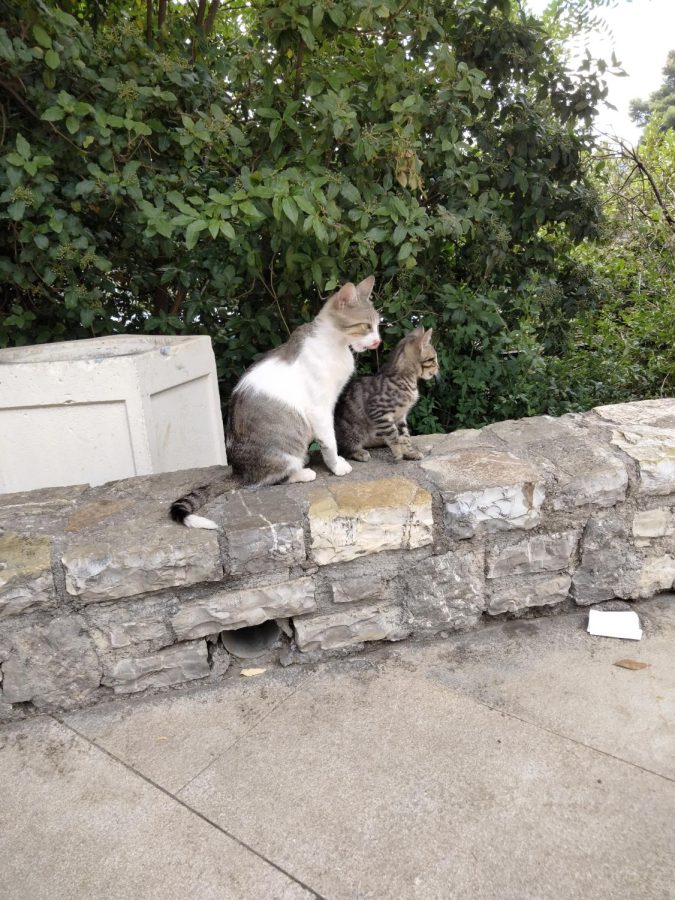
(170, 483, 230, 529)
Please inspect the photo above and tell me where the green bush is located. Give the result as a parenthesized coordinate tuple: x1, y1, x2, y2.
(1, 1, 612, 430)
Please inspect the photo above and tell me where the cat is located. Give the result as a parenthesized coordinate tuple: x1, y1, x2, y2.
(334, 326, 438, 463)
(170, 275, 380, 528)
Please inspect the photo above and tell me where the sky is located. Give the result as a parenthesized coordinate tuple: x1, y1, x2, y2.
(525, 0, 675, 144)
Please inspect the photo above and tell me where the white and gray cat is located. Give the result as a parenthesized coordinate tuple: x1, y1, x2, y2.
(335, 326, 438, 462)
(170, 276, 380, 528)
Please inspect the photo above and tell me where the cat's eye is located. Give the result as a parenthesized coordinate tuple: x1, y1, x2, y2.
(347, 323, 371, 335)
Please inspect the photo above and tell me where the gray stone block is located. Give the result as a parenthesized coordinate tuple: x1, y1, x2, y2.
(404, 548, 485, 634)
(294, 603, 410, 652)
(572, 515, 640, 605)
(103, 640, 211, 695)
(84, 596, 175, 652)
(0, 532, 55, 619)
(218, 490, 306, 576)
(329, 574, 386, 604)
(487, 530, 580, 578)
(610, 425, 675, 496)
(0, 615, 101, 709)
(171, 576, 316, 641)
(487, 573, 572, 615)
(632, 508, 674, 542)
(420, 450, 545, 539)
(62, 521, 222, 603)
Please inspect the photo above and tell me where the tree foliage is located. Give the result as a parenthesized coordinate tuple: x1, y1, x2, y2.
(543, 119, 675, 410)
(2, 0, 615, 429)
(630, 49, 675, 132)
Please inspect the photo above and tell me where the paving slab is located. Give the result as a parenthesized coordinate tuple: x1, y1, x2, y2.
(63, 667, 307, 793)
(0, 717, 312, 900)
(179, 656, 675, 900)
(423, 593, 675, 780)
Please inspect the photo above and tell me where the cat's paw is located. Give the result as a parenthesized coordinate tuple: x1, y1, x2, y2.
(331, 457, 353, 476)
(403, 449, 423, 460)
(351, 449, 371, 462)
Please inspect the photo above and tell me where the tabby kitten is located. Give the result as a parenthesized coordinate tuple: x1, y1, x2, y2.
(334, 326, 438, 463)
(170, 276, 380, 528)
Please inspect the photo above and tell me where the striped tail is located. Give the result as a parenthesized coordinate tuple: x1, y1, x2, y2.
(170, 484, 223, 530)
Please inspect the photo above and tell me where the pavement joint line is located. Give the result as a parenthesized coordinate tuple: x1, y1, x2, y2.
(426, 671, 675, 785)
(173, 673, 312, 795)
(52, 714, 327, 900)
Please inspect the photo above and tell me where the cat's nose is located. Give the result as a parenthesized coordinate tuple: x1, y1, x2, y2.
(367, 338, 381, 349)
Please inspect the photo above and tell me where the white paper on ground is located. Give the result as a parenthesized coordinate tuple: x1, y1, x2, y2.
(587, 609, 643, 641)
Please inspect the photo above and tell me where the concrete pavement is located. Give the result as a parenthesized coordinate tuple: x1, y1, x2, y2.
(1, 595, 674, 899)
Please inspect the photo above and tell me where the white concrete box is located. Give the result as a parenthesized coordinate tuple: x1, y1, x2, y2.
(0, 335, 226, 494)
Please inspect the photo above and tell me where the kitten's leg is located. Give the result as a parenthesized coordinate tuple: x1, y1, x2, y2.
(350, 449, 371, 462)
(311, 413, 352, 476)
(373, 416, 405, 461)
(397, 420, 423, 460)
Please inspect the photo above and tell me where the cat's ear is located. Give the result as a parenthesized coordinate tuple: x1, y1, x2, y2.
(411, 326, 425, 341)
(332, 282, 359, 309)
(423, 328, 434, 344)
(355, 275, 375, 304)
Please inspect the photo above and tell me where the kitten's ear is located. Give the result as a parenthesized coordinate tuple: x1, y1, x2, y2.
(332, 282, 359, 309)
(423, 328, 434, 344)
(411, 326, 425, 342)
(355, 275, 375, 304)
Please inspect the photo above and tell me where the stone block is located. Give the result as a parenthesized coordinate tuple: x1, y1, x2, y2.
(308, 477, 433, 565)
(420, 450, 545, 539)
(404, 548, 485, 634)
(0, 532, 55, 619)
(294, 602, 410, 652)
(0, 615, 101, 709)
(592, 398, 675, 429)
(635, 556, 675, 599)
(171, 576, 316, 641)
(486, 416, 628, 510)
(487, 573, 572, 615)
(218, 491, 306, 575)
(609, 426, 675, 496)
(84, 596, 175, 652)
(103, 640, 210, 695)
(0, 483, 88, 535)
(487, 530, 579, 579)
(62, 521, 222, 603)
(329, 574, 386, 604)
(572, 516, 639, 606)
(632, 508, 674, 543)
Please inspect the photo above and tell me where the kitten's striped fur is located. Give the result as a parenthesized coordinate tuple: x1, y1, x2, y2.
(334, 327, 438, 462)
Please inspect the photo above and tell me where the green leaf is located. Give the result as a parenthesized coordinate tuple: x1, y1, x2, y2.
(34, 234, 49, 250)
(397, 241, 413, 261)
(340, 183, 361, 204)
(0, 28, 16, 61)
(364, 227, 387, 242)
(5, 152, 25, 167)
(282, 197, 299, 225)
(33, 25, 52, 49)
(8, 201, 26, 220)
(256, 107, 280, 119)
(16, 133, 30, 160)
(220, 221, 235, 239)
(42, 105, 65, 122)
(208, 220, 220, 239)
(66, 116, 80, 135)
(269, 119, 282, 142)
(44, 49, 60, 69)
(185, 219, 207, 249)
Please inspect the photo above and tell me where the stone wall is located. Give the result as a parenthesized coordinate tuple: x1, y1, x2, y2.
(1, 399, 674, 718)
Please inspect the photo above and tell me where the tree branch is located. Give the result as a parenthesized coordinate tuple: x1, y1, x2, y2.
(146, 0, 154, 45)
(204, 0, 222, 35)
